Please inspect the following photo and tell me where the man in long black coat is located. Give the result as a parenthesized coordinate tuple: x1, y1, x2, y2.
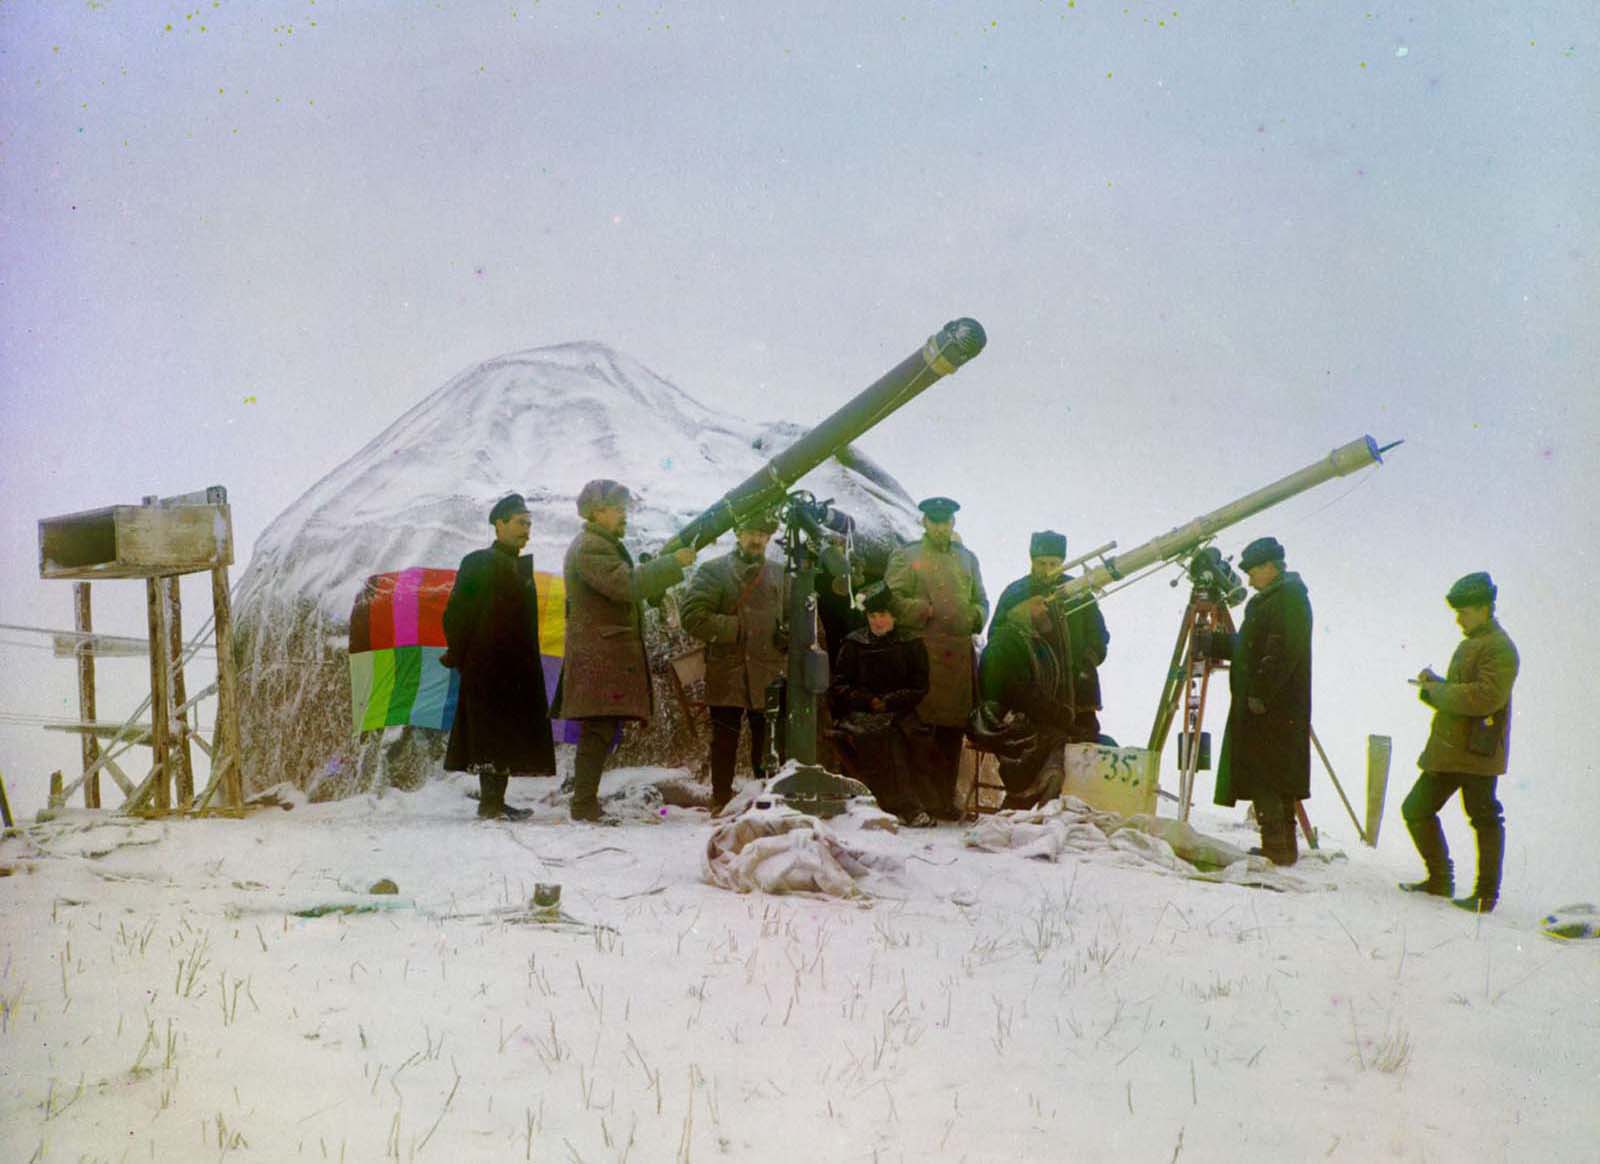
(1212, 536, 1312, 865)
(442, 493, 556, 819)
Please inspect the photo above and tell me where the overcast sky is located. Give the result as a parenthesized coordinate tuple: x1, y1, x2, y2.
(2, 3, 1595, 897)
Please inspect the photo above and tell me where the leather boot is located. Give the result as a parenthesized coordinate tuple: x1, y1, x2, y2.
(1452, 823, 1502, 913)
(1277, 802, 1300, 866)
(477, 773, 531, 821)
(1400, 815, 1454, 896)
(1256, 815, 1294, 867)
(477, 771, 504, 818)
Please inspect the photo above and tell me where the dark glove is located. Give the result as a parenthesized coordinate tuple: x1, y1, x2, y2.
(1246, 697, 1266, 716)
(439, 650, 458, 670)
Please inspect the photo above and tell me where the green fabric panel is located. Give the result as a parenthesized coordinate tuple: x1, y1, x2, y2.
(349, 651, 376, 734)
(386, 646, 424, 726)
(362, 650, 397, 732)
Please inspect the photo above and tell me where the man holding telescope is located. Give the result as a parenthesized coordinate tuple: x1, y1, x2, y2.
(553, 479, 696, 823)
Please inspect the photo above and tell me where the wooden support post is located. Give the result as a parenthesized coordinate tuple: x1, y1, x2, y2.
(164, 576, 195, 805)
(74, 581, 101, 808)
(211, 563, 243, 809)
(144, 569, 172, 813)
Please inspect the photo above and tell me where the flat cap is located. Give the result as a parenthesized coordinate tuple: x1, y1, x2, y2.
(576, 478, 634, 519)
(1238, 536, 1285, 570)
(918, 496, 960, 521)
(489, 493, 530, 524)
(1030, 530, 1067, 559)
(1446, 571, 1497, 609)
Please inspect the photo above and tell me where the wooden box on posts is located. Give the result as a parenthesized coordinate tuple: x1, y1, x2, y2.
(39, 495, 233, 580)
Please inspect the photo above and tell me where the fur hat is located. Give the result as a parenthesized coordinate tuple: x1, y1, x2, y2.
(576, 479, 633, 519)
(1029, 530, 1067, 559)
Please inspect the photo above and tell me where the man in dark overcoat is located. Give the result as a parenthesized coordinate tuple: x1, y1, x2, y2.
(442, 493, 556, 820)
(988, 530, 1110, 743)
(883, 497, 988, 818)
(829, 586, 935, 826)
(679, 509, 787, 812)
(1212, 536, 1313, 865)
(552, 479, 695, 822)
(1400, 572, 1520, 913)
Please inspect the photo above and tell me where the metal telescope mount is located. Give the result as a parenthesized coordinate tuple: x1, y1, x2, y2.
(661, 318, 989, 817)
(1046, 435, 1401, 820)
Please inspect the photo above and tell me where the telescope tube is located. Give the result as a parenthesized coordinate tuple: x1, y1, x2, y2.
(659, 318, 987, 555)
(1055, 436, 1396, 603)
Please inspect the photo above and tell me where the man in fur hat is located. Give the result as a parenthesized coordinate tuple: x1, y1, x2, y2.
(679, 508, 786, 813)
(552, 479, 696, 822)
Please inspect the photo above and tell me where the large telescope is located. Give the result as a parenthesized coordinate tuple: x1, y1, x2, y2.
(659, 318, 988, 555)
(1053, 435, 1400, 606)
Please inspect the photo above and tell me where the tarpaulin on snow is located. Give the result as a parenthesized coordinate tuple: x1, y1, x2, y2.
(347, 566, 578, 741)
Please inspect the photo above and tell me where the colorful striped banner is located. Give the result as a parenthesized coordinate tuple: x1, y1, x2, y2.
(348, 567, 576, 742)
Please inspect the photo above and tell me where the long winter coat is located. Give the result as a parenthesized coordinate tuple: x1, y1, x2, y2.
(829, 626, 933, 817)
(989, 573, 1109, 711)
(1214, 571, 1313, 805)
(678, 551, 787, 710)
(441, 542, 556, 775)
(830, 627, 930, 717)
(884, 538, 988, 727)
(1417, 619, 1519, 776)
(551, 523, 685, 722)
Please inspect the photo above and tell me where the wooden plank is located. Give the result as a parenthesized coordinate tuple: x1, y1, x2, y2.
(44, 723, 154, 744)
(74, 582, 101, 809)
(101, 754, 135, 797)
(52, 631, 150, 658)
(165, 577, 194, 805)
(145, 564, 172, 813)
(211, 564, 243, 809)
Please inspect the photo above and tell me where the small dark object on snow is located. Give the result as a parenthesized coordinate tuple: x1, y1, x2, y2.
(369, 878, 399, 895)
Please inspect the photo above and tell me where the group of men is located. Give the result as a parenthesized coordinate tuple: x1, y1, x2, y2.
(438, 484, 1519, 913)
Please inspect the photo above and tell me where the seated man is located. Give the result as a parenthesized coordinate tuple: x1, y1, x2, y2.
(828, 586, 937, 827)
(973, 595, 1088, 809)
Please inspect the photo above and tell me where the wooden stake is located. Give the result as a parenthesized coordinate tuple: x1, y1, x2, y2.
(74, 582, 100, 809)
(210, 564, 243, 809)
(144, 563, 172, 813)
(164, 576, 195, 805)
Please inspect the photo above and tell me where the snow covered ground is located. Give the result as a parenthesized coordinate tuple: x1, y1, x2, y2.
(3, 770, 1594, 1163)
